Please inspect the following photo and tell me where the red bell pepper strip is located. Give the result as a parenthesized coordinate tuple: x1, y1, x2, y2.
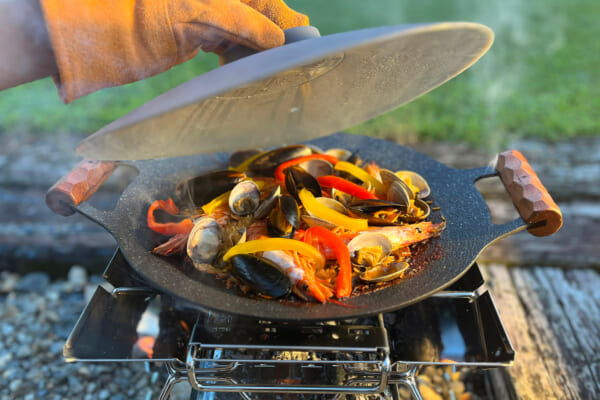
(147, 198, 194, 236)
(274, 154, 339, 182)
(303, 226, 353, 298)
(317, 175, 378, 200)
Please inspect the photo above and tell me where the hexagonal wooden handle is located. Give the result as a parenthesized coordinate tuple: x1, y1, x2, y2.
(495, 150, 562, 236)
(46, 159, 116, 216)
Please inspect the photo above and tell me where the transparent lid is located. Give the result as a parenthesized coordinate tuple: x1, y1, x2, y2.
(76, 22, 493, 161)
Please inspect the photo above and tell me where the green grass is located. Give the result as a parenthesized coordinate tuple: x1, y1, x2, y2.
(1, 0, 598, 151)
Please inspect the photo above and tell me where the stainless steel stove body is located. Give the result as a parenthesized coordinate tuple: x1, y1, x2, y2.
(64, 249, 514, 399)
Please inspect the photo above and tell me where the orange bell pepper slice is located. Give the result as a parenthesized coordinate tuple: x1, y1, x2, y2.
(147, 198, 194, 236)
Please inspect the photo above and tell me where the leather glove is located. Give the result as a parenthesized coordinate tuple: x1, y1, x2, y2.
(40, 0, 308, 103)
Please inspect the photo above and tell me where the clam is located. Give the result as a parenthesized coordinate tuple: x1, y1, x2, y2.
(331, 188, 353, 206)
(186, 217, 222, 265)
(324, 148, 353, 162)
(301, 197, 347, 229)
(229, 180, 261, 216)
(387, 181, 412, 206)
(230, 254, 291, 299)
(379, 169, 415, 200)
(298, 159, 334, 178)
(398, 198, 431, 223)
(395, 171, 431, 199)
(360, 261, 409, 283)
(347, 232, 393, 269)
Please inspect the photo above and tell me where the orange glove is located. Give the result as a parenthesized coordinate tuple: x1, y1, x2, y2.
(40, 0, 308, 103)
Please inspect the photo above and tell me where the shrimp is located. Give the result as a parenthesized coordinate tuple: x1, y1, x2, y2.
(368, 221, 446, 250)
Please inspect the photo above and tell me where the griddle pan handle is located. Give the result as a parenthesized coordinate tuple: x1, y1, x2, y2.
(495, 149, 562, 237)
(46, 159, 116, 216)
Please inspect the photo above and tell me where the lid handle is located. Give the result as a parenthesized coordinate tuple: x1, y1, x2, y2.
(221, 26, 321, 64)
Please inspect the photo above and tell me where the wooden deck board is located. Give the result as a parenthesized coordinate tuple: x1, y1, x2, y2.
(482, 264, 600, 400)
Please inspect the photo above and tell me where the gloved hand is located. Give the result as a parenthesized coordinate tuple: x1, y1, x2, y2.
(40, 0, 308, 103)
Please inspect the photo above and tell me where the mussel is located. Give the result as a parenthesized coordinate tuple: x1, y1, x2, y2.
(348, 199, 407, 226)
(253, 186, 281, 220)
(176, 170, 245, 208)
(267, 195, 300, 238)
(284, 165, 322, 201)
(228, 149, 262, 170)
(229, 180, 261, 216)
(297, 159, 334, 178)
(247, 145, 312, 176)
(186, 217, 222, 265)
(359, 261, 409, 283)
(230, 254, 292, 299)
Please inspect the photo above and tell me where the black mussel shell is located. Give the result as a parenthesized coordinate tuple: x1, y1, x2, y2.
(247, 145, 312, 177)
(254, 186, 281, 220)
(230, 254, 291, 299)
(228, 149, 262, 169)
(349, 199, 408, 213)
(267, 195, 300, 238)
(176, 170, 245, 208)
(348, 199, 408, 226)
(284, 166, 322, 202)
(397, 198, 431, 223)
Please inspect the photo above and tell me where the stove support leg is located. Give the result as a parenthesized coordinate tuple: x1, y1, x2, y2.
(159, 362, 188, 400)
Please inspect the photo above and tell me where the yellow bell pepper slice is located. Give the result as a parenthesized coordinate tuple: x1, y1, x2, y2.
(223, 238, 325, 269)
(298, 188, 368, 232)
(334, 161, 385, 194)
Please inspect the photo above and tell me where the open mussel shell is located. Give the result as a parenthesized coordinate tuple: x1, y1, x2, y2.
(284, 165, 321, 201)
(395, 171, 431, 199)
(247, 145, 312, 176)
(230, 254, 291, 299)
(229, 180, 261, 216)
(177, 170, 245, 208)
(267, 195, 300, 238)
(228, 149, 262, 170)
(348, 199, 407, 226)
(186, 217, 222, 265)
(253, 186, 281, 220)
(360, 261, 409, 283)
(347, 232, 393, 268)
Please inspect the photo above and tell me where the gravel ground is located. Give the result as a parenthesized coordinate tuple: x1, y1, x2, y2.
(0, 269, 191, 400)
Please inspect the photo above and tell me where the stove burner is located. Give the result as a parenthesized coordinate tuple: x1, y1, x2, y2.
(63, 249, 514, 399)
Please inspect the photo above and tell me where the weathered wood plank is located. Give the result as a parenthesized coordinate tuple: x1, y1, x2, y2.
(544, 268, 600, 393)
(511, 267, 598, 399)
(481, 264, 562, 399)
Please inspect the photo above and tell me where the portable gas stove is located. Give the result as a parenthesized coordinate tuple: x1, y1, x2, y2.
(65, 248, 513, 400)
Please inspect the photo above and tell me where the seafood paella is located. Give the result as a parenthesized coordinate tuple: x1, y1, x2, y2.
(146, 144, 446, 304)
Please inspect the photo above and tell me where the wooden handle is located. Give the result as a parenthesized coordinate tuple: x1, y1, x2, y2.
(46, 159, 116, 216)
(495, 150, 562, 236)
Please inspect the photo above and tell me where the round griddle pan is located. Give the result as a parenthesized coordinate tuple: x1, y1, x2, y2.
(46, 133, 562, 321)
